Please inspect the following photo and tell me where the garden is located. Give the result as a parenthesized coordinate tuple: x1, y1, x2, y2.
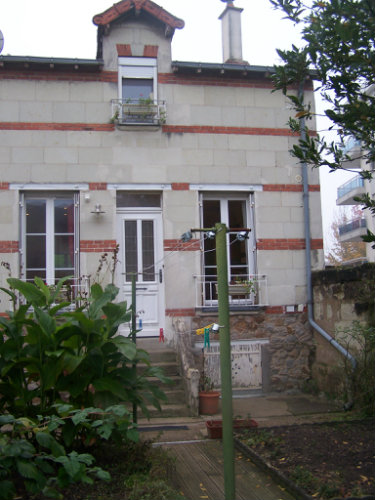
(0, 277, 182, 500)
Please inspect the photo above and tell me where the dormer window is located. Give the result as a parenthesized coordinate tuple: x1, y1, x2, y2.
(119, 57, 157, 101)
(111, 57, 166, 127)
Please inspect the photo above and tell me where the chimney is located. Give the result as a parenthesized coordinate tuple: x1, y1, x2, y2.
(219, 1, 246, 64)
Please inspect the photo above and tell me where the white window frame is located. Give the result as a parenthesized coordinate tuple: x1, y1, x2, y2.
(199, 192, 256, 281)
(118, 57, 158, 101)
(19, 192, 80, 285)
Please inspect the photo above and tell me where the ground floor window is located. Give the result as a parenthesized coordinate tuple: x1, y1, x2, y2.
(20, 193, 79, 285)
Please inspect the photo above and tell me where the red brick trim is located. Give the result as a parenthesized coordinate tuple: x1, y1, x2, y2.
(116, 44, 132, 57)
(0, 122, 114, 132)
(263, 184, 320, 192)
(0, 241, 19, 253)
(0, 182, 9, 190)
(143, 45, 158, 57)
(257, 238, 323, 250)
(89, 183, 107, 190)
(171, 182, 190, 191)
(164, 239, 200, 251)
(162, 125, 299, 137)
(311, 238, 324, 250)
(265, 306, 285, 314)
(166, 308, 195, 317)
(0, 70, 117, 83)
(80, 240, 117, 252)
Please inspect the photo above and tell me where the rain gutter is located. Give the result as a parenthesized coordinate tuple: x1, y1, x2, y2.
(299, 81, 357, 370)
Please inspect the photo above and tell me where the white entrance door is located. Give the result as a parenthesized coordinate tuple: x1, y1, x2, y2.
(117, 212, 164, 337)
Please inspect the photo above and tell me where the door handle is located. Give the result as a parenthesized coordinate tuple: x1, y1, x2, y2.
(159, 269, 163, 283)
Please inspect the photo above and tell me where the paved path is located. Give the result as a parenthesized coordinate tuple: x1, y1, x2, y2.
(160, 439, 295, 500)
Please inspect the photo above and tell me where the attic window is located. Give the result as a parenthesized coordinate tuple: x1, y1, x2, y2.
(113, 57, 166, 126)
(118, 57, 157, 101)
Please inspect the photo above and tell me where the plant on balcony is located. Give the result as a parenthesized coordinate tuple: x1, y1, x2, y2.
(228, 278, 256, 296)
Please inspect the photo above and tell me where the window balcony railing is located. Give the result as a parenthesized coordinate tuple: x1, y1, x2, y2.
(15, 276, 91, 311)
(111, 99, 167, 126)
(193, 274, 268, 310)
(338, 217, 367, 236)
(337, 175, 365, 199)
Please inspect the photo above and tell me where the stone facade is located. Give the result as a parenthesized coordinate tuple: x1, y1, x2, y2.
(191, 310, 314, 392)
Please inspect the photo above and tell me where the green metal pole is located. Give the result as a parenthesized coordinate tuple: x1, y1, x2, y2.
(215, 222, 235, 500)
(131, 273, 137, 424)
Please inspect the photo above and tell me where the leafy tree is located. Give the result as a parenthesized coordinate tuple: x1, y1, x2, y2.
(269, 0, 375, 246)
(326, 206, 366, 265)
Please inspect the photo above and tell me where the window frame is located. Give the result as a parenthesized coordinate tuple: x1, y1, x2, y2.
(118, 57, 158, 102)
(199, 192, 256, 282)
(19, 192, 80, 285)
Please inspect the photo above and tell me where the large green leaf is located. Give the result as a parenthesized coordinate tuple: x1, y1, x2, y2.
(93, 377, 128, 400)
(16, 459, 39, 480)
(110, 337, 137, 360)
(34, 307, 56, 337)
(7, 279, 46, 307)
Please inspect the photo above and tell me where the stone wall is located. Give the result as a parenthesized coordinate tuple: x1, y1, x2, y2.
(191, 310, 314, 392)
(311, 263, 375, 394)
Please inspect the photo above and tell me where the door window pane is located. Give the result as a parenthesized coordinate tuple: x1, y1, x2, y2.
(26, 235, 46, 269)
(142, 221, 154, 282)
(54, 199, 74, 233)
(125, 221, 138, 282)
(55, 235, 74, 269)
(228, 200, 248, 280)
(26, 199, 46, 233)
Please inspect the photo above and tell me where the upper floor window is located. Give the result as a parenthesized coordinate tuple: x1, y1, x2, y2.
(119, 57, 157, 102)
(112, 57, 166, 126)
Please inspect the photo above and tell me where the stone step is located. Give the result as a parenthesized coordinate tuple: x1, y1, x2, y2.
(142, 403, 191, 419)
(147, 375, 184, 389)
(137, 361, 180, 377)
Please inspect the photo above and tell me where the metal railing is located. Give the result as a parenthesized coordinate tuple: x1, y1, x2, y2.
(337, 175, 365, 199)
(338, 217, 367, 236)
(111, 99, 167, 125)
(193, 274, 268, 309)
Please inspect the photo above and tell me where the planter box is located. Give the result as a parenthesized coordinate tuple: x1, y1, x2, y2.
(206, 419, 258, 439)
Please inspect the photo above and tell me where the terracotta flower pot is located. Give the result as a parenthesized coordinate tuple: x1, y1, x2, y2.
(198, 391, 220, 415)
(206, 418, 258, 439)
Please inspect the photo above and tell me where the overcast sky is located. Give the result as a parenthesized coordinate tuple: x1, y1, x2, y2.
(0, 0, 353, 252)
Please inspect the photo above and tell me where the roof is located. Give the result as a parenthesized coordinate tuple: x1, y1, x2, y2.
(92, 0, 185, 30)
(0, 55, 103, 72)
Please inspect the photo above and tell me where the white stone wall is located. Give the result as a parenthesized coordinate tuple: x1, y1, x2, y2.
(0, 14, 323, 317)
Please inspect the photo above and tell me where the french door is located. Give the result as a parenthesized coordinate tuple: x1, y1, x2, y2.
(117, 211, 164, 337)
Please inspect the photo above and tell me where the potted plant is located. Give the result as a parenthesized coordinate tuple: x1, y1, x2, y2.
(198, 375, 220, 415)
(227, 278, 256, 296)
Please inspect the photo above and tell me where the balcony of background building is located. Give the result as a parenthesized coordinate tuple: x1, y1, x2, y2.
(337, 175, 365, 205)
(338, 216, 367, 242)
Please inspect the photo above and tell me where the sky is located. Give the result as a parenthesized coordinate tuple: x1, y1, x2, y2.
(0, 0, 353, 253)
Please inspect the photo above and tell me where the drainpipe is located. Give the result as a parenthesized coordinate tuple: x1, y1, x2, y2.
(298, 80, 357, 370)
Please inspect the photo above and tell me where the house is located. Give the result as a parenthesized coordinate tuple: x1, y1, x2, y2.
(0, 0, 324, 393)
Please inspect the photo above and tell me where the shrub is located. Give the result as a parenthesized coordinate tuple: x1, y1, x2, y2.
(0, 277, 171, 498)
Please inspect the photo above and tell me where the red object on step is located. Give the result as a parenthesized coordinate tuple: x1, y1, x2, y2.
(159, 328, 164, 343)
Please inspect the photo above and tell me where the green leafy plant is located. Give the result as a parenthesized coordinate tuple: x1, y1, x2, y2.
(0, 276, 172, 497)
(0, 276, 170, 417)
(336, 321, 375, 416)
(0, 411, 111, 500)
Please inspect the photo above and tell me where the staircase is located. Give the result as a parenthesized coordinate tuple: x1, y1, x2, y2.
(136, 338, 191, 418)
